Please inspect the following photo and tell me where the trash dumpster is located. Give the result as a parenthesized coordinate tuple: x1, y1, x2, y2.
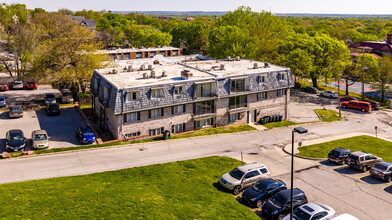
(279, 115, 283, 121)
(264, 116, 270, 124)
(163, 130, 171, 140)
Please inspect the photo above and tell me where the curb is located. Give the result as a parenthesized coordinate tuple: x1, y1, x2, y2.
(281, 145, 324, 161)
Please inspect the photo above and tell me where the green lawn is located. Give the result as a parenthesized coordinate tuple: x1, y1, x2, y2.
(263, 120, 298, 129)
(0, 156, 259, 219)
(297, 135, 392, 161)
(7, 125, 256, 158)
(315, 109, 342, 122)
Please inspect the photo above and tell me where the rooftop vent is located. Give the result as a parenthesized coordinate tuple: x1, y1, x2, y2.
(227, 56, 232, 61)
(151, 70, 156, 78)
(127, 65, 133, 72)
(140, 64, 145, 71)
(220, 64, 225, 70)
(148, 64, 153, 70)
(253, 63, 258, 69)
(264, 62, 269, 68)
(108, 69, 118, 74)
(181, 69, 193, 79)
(161, 71, 167, 77)
(235, 56, 240, 61)
(143, 73, 148, 79)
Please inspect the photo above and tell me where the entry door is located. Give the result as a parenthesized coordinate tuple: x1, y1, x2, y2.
(248, 110, 255, 123)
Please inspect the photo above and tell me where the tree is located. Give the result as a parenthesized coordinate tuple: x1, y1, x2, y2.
(275, 48, 313, 82)
(31, 13, 106, 91)
(170, 20, 208, 54)
(370, 55, 392, 102)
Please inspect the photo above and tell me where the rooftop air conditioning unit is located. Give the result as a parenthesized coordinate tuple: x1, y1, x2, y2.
(235, 56, 240, 61)
(148, 64, 153, 70)
(143, 73, 148, 79)
(161, 71, 167, 77)
(150, 70, 156, 78)
(140, 64, 145, 71)
(264, 62, 269, 68)
(220, 64, 225, 70)
(227, 56, 232, 61)
(181, 69, 193, 79)
(253, 63, 258, 69)
(127, 65, 133, 72)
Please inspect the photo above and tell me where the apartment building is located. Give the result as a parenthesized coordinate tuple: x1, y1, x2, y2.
(99, 46, 182, 61)
(90, 57, 294, 139)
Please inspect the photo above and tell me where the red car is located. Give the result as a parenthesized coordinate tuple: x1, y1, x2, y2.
(26, 80, 37, 89)
(342, 100, 372, 112)
(0, 83, 8, 91)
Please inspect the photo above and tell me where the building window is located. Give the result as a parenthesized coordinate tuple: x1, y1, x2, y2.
(194, 100, 214, 115)
(172, 104, 186, 114)
(278, 73, 286, 80)
(150, 52, 156, 57)
(172, 123, 186, 133)
(229, 95, 247, 109)
(124, 112, 140, 123)
(125, 132, 141, 138)
(174, 85, 185, 95)
(124, 53, 130, 59)
(172, 50, 178, 56)
(257, 92, 267, 100)
(149, 108, 164, 118)
(277, 89, 286, 97)
(109, 54, 115, 60)
(103, 86, 109, 103)
(151, 88, 163, 98)
(260, 75, 266, 83)
(231, 78, 248, 92)
(136, 52, 142, 58)
(125, 92, 139, 102)
(229, 113, 242, 122)
(195, 83, 213, 97)
(93, 78, 98, 91)
(195, 118, 213, 129)
(149, 127, 164, 136)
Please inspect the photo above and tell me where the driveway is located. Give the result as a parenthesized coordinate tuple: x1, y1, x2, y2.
(0, 107, 85, 151)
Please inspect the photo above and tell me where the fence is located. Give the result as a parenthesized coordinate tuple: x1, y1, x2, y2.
(77, 92, 92, 106)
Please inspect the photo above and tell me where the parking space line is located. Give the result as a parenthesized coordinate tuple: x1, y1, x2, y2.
(358, 174, 370, 179)
(382, 184, 392, 189)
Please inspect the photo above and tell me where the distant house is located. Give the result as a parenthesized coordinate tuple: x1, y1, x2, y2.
(68, 16, 96, 30)
(349, 33, 392, 58)
(98, 46, 183, 61)
(185, 17, 195, 21)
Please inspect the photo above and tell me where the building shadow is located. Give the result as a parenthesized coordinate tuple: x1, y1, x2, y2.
(360, 175, 386, 185)
(35, 107, 85, 146)
(333, 167, 362, 175)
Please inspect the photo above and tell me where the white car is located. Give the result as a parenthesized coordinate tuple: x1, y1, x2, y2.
(333, 213, 359, 220)
(282, 203, 336, 220)
(320, 90, 338, 98)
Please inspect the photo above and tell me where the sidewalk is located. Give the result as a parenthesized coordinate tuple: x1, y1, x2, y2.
(283, 132, 392, 155)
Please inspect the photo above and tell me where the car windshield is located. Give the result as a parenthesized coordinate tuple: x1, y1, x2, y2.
(374, 163, 389, 171)
(63, 92, 72, 96)
(34, 134, 47, 141)
(46, 94, 55, 98)
(81, 128, 94, 136)
(0, 97, 4, 101)
(330, 150, 341, 157)
(229, 168, 245, 180)
(270, 193, 287, 207)
(49, 105, 59, 110)
(292, 208, 311, 220)
(252, 181, 268, 193)
(10, 133, 23, 141)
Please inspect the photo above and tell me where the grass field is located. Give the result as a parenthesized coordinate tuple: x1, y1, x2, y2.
(0, 156, 259, 219)
(297, 135, 392, 161)
(263, 120, 298, 129)
(315, 109, 342, 122)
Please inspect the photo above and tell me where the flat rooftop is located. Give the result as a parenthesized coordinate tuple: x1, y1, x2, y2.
(96, 59, 289, 89)
(98, 46, 181, 54)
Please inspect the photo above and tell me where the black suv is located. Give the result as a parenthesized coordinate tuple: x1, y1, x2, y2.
(241, 179, 287, 208)
(261, 188, 308, 220)
(370, 162, 392, 182)
(368, 101, 380, 110)
(327, 148, 352, 164)
(347, 151, 382, 172)
(301, 87, 318, 94)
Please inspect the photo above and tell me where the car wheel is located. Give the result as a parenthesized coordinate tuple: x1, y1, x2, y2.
(386, 176, 392, 182)
(256, 199, 263, 208)
(341, 160, 346, 165)
(361, 165, 368, 172)
(278, 214, 284, 220)
(233, 186, 242, 195)
(361, 108, 366, 112)
(342, 105, 346, 109)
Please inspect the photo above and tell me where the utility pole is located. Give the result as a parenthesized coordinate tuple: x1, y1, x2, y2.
(338, 77, 341, 117)
(362, 47, 365, 101)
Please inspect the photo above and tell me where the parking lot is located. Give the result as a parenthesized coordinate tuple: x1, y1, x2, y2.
(0, 107, 85, 152)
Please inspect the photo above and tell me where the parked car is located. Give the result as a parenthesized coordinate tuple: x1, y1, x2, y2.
(368, 101, 380, 110)
(327, 148, 352, 164)
(370, 161, 392, 182)
(45, 93, 56, 105)
(8, 105, 23, 118)
(219, 162, 271, 195)
(282, 203, 336, 220)
(347, 151, 382, 172)
(26, 80, 37, 89)
(0, 96, 6, 107)
(241, 179, 287, 208)
(294, 82, 301, 89)
(61, 89, 74, 103)
(46, 103, 60, 116)
(5, 129, 26, 152)
(341, 100, 372, 112)
(12, 80, 23, 89)
(320, 90, 338, 98)
(75, 126, 96, 145)
(340, 96, 358, 102)
(301, 86, 318, 94)
(0, 82, 9, 91)
(333, 213, 359, 220)
(31, 130, 49, 149)
(261, 188, 308, 220)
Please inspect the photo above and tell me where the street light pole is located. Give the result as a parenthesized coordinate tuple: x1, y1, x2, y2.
(290, 127, 308, 220)
(362, 47, 365, 101)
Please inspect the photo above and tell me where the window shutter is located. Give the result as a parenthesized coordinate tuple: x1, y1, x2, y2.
(148, 110, 151, 118)
(193, 103, 196, 114)
(245, 95, 247, 105)
(171, 125, 174, 133)
(161, 127, 164, 133)
(137, 112, 140, 120)
(228, 115, 230, 122)
(211, 118, 214, 126)
(194, 121, 197, 129)
(285, 89, 287, 95)
(212, 100, 215, 112)
(171, 106, 174, 115)
(124, 114, 127, 123)
(183, 104, 186, 113)
(161, 108, 164, 116)
(183, 123, 186, 131)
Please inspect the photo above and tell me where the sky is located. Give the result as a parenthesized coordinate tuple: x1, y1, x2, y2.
(2, 0, 392, 14)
